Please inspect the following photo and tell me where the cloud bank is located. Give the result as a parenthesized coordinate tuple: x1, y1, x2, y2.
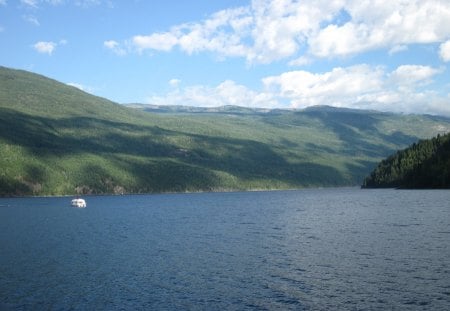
(110, 0, 450, 64)
(147, 64, 448, 115)
(103, 0, 450, 115)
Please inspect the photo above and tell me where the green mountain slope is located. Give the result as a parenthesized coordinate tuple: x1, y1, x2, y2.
(1, 66, 450, 196)
(362, 133, 450, 188)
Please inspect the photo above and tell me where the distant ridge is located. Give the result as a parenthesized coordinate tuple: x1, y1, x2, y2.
(125, 103, 276, 114)
(125, 103, 392, 116)
(1, 66, 450, 196)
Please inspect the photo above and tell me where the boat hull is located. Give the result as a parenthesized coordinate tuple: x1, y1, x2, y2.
(71, 198, 86, 208)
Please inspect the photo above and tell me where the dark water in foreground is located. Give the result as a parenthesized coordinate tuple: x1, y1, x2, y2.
(1, 188, 450, 310)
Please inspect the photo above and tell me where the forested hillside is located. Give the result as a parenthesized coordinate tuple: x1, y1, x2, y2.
(362, 133, 450, 188)
(1, 66, 450, 196)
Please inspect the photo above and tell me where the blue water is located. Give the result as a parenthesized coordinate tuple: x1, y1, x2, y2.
(1, 188, 450, 310)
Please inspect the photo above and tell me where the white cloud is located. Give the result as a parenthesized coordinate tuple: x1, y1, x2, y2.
(310, 1, 450, 58)
(147, 80, 276, 108)
(104, 40, 118, 49)
(126, 2, 323, 63)
(32, 39, 66, 54)
(104, 40, 126, 56)
(128, 6, 252, 58)
(262, 64, 448, 114)
(148, 64, 449, 115)
(178, 7, 251, 58)
(214, 80, 275, 107)
(439, 40, 450, 62)
(132, 33, 178, 52)
(169, 79, 181, 88)
(113, 0, 450, 63)
(33, 41, 57, 55)
(263, 65, 385, 107)
(389, 65, 441, 87)
(309, 23, 368, 57)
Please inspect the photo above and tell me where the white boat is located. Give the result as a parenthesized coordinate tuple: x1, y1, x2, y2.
(71, 198, 86, 208)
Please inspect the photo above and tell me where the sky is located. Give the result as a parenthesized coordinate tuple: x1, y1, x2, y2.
(1, 0, 450, 116)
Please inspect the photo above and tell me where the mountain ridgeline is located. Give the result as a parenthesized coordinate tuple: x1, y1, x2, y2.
(362, 133, 450, 188)
(1, 66, 450, 196)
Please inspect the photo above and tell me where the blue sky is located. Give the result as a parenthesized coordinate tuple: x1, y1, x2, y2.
(1, 0, 450, 115)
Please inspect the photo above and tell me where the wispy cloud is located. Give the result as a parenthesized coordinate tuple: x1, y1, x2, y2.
(103, 40, 126, 56)
(75, 0, 101, 8)
(20, 0, 107, 9)
(20, 0, 38, 8)
(46, 0, 64, 4)
(169, 79, 181, 88)
(388, 45, 408, 55)
(23, 15, 40, 26)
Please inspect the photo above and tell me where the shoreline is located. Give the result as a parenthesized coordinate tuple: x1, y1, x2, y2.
(0, 185, 363, 199)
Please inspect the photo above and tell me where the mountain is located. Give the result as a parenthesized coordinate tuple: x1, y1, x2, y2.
(1, 66, 450, 196)
(362, 133, 450, 188)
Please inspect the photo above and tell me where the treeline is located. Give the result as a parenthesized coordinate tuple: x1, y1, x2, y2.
(362, 133, 450, 188)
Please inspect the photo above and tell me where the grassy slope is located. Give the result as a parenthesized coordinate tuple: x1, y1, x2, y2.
(1, 66, 450, 196)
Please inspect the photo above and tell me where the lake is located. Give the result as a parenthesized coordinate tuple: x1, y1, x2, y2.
(1, 188, 449, 310)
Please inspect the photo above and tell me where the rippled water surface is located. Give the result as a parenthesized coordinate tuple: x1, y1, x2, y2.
(1, 188, 450, 310)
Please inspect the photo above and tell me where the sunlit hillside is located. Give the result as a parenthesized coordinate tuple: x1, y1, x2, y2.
(1, 66, 450, 196)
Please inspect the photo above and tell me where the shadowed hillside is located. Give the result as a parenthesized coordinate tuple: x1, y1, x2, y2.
(1, 66, 450, 196)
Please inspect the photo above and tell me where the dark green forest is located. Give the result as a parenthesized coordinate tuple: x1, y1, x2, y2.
(362, 133, 450, 188)
(1, 66, 450, 196)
